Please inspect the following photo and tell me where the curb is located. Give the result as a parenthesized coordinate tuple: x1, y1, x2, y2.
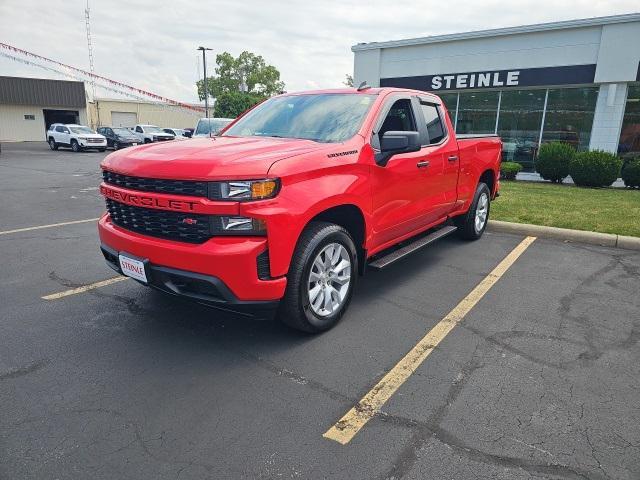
(487, 220, 640, 251)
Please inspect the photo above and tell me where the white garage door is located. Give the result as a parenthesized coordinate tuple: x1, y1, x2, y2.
(111, 111, 138, 127)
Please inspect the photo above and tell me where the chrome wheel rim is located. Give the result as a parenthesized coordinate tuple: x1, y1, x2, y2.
(475, 192, 489, 233)
(307, 243, 351, 317)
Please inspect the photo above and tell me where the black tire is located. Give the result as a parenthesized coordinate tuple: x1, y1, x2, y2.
(144, 138, 152, 144)
(455, 182, 491, 240)
(277, 222, 358, 333)
(71, 140, 82, 152)
(113, 142, 119, 151)
(48, 138, 58, 150)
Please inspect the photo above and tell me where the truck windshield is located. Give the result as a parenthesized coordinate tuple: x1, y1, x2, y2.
(222, 94, 376, 143)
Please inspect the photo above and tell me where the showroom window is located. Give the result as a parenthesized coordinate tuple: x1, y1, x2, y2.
(438, 93, 458, 125)
(497, 89, 546, 171)
(456, 91, 500, 134)
(541, 87, 598, 151)
(618, 83, 640, 158)
(433, 86, 599, 172)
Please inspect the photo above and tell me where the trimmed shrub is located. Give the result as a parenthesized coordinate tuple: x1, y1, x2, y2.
(500, 161, 522, 180)
(621, 156, 640, 188)
(535, 141, 575, 183)
(569, 150, 622, 188)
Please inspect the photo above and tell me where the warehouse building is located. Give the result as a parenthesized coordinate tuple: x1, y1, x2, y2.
(87, 98, 202, 131)
(0, 76, 204, 142)
(0, 76, 88, 142)
(353, 13, 640, 170)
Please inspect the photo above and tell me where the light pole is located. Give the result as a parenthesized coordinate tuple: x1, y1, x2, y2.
(197, 46, 212, 118)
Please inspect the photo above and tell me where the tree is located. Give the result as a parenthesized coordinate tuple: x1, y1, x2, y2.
(196, 51, 285, 102)
(214, 91, 265, 118)
(343, 74, 354, 87)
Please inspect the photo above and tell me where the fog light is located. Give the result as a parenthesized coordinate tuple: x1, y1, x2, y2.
(219, 216, 266, 235)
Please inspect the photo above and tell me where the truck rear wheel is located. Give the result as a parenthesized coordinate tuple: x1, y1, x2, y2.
(278, 222, 357, 333)
(456, 182, 491, 240)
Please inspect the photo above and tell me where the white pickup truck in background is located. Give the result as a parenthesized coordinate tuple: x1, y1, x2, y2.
(129, 124, 175, 143)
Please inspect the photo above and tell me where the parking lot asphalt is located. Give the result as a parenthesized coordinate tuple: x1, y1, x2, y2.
(1, 142, 639, 480)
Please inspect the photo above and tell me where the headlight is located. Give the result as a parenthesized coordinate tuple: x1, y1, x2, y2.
(215, 216, 266, 235)
(209, 179, 279, 201)
(78, 136, 88, 140)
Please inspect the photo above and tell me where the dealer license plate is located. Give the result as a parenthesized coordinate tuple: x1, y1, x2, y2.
(119, 254, 147, 283)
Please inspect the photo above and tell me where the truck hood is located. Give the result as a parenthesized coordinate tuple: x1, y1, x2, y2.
(101, 136, 327, 179)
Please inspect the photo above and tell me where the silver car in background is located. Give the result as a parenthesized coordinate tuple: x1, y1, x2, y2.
(193, 117, 234, 137)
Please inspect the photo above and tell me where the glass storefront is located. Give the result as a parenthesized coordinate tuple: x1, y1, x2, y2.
(618, 83, 640, 159)
(439, 86, 599, 171)
(456, 91, 499, 134)
(497, 89, 545, 170)
(541, 87, 598, 151)
(438, 93, 458, 124)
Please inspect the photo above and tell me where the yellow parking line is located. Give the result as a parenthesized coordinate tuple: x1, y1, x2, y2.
(0, 218, 100, 235)
(42, 276, 128, 300)
(323, 236, 537, 445)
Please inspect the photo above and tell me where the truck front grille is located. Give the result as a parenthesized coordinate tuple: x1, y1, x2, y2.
(102, 170, 209, 197)
(106, 199, 213, 243)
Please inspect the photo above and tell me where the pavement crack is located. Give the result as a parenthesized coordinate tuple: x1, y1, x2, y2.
(0, 359, 50, 381)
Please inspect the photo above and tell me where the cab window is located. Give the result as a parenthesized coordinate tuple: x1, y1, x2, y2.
(379, 99, 417, 136)
(420, 102, 446, 144)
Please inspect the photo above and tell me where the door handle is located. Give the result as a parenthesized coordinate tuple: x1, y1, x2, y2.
(416, 161, 430, 168)
(448, 155, 458, 162)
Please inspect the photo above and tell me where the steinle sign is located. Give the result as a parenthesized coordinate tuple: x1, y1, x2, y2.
(431, 71, 520, 90)
(380, 64, 597, 91)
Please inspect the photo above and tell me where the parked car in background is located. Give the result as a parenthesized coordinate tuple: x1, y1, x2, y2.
(183, 128, 194, 138)
(47, 124, 107, 152)
(129, 125, 174, 143)
(163, 128, 190, 139)
(193, 117, 233, 137)
(97, 127, 141, 150)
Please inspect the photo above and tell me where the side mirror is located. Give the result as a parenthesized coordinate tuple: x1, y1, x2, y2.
(377, 131, 420, 166)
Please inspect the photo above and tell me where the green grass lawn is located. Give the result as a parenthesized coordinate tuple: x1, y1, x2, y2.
(491, 181, 640, 237)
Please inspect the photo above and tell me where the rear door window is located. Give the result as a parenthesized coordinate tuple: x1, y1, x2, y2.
(419, 102, 446, 144)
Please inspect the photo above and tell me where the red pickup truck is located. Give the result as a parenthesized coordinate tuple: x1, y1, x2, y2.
(98, 87, 501, 332)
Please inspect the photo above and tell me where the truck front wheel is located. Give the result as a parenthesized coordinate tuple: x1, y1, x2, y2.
(278, 222, 357, 333)
(456, 182, 491, 240)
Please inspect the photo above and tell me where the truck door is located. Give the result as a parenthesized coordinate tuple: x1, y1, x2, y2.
(369, 96, 435, 246)
(414, 97, 460, 221)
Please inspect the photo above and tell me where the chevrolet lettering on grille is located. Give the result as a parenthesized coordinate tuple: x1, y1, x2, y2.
(100, 185, 197, 212)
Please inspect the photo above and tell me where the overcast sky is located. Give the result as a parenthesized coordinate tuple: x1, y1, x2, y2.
(1, 0, 638, 104)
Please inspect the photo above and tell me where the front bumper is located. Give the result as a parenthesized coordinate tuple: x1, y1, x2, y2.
(98, 213, 287, 304)
(80, 140, 107, 148)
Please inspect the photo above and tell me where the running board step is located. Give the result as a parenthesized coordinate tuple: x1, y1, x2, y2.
(368, 225, 458, 270)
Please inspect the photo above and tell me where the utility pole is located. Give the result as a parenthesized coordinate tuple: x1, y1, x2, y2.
(84, 0, 100, 128)
(197, 46, 212, 118)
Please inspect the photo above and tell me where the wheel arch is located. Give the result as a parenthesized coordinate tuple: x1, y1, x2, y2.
(305, 204, 367, 275)
(479, 169, 496, 197)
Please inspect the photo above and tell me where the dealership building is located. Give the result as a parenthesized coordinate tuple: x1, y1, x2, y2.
(353, 13, 640, 170)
